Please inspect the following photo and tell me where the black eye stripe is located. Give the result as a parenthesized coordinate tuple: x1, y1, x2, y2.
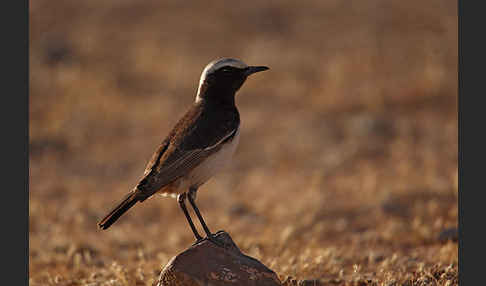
(220, 67, 233, 72)
(207, 66, 245, 78)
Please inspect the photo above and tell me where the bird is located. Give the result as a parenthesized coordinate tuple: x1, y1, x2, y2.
(98, 58, 269, 245)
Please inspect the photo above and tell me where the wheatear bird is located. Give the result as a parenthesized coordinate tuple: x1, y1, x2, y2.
(98, 58, 269, 244)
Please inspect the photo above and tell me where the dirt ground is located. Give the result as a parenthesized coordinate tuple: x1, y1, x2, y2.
(29, 1, 458, 285)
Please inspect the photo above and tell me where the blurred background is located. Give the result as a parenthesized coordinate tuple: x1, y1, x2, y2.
(29, 1, 458, 285)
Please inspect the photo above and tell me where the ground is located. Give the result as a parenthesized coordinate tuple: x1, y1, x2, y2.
(30, 1, 458, 285)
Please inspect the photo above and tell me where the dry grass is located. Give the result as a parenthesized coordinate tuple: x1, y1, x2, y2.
(30, 1, 457, 285)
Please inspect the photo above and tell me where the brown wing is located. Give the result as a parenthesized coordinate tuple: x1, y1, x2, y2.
(135, 101, 239, 200)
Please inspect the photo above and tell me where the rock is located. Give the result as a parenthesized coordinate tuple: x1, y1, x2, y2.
(157, 230, 282, 286)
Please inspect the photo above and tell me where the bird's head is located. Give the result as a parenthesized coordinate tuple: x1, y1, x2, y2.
(196, 58, 269, 103)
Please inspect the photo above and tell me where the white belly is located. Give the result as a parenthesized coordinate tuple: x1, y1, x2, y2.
(172, 128, 240, 192)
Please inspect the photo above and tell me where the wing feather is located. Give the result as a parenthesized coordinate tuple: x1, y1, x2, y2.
(136, 126, 238, 197)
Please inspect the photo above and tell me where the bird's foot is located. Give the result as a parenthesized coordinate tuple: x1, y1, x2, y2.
(191, 236, 205, 246)
(191, 234, 224, 247)
(206, 233, 224, 247)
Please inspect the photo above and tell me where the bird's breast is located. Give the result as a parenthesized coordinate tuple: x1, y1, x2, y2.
(160, 127, 240, 196)
(187, 127, 240, 187)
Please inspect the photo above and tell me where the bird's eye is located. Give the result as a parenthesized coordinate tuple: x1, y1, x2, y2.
(221, 67, 231, 73)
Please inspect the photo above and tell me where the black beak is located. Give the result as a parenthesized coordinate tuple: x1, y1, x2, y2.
(245, 66, 270, 76)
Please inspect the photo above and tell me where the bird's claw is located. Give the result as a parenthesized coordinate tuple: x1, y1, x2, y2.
(191, 234, 224, 247)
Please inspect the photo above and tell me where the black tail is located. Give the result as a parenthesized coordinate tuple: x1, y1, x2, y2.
(98, 191, 140, 230)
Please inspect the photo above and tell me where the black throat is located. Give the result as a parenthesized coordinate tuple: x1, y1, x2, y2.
(198, 84, 238, 107)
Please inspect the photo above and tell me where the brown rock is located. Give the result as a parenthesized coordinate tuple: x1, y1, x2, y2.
(157, 231, 282, 286)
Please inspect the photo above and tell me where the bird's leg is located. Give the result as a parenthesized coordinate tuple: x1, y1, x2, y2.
(187, 187, 212, 236)
(177, 193, 203, 243)
(188, 187, 223, 246)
